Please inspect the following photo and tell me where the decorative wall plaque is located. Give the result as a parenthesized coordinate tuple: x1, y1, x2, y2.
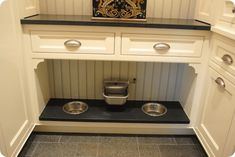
(92, 0, 147, 21)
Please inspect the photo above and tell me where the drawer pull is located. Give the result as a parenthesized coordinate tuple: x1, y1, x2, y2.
(64, 40, 81, 49)
(215, 77, 226, 88)
(153, 43, 170, 51)
(222, 54, 233, 65)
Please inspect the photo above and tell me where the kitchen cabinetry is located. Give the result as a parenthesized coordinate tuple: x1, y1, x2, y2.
(219, 0, 235, 25)
(2, 0, 235, 157)
(23, 0, 39, 17)
(0, 0, 34, 157)
(195, 34, 235, 157)
(194, 0, 223, 25)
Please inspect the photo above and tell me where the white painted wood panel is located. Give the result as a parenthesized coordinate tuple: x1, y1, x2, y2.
(48, 60, 187, 101)
(39, 0, 195, 19)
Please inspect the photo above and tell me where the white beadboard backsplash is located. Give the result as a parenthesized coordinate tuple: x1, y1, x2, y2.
(39, 0, 196, 19)
(47, 60, 189, 101)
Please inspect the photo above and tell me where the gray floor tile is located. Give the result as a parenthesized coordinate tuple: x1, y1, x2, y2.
(159, 145, 203, 157)
(60, 134, 99, 143)
(32, 134, 61, 143)
(18, 142, 38, 157)
(195, 144, 208, 157)
(32, 142, 98, 157)
(138, 136, 176, 145)
(139, 144, 161, 157)
(174, 136, 197, 145)
(32, 143, 63, 157)
(98, 143, 139, 157)
(74, 143, 98, 157)
(99, 135, 137, 145)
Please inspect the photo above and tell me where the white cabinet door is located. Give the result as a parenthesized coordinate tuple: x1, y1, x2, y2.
(222, 114, 235, 157)
(0, 0, 34, 156)
(23, 0, 39, 17)
(195, 0, 221, 25)
(197, 67, 235, 157)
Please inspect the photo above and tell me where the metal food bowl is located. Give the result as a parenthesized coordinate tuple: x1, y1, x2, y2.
(142, 103, 167, 117)
(63, 101, 88, 115)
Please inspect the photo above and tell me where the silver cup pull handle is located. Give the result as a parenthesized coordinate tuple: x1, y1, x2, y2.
(215, 77, 226, 88)
(153, 43, 170, 51)
(222, 54, 233, 65)
(64, 40, 81, 49)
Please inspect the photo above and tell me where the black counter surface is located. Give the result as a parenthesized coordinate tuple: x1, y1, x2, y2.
(21, 14, 210, 30)
(39, 99, 190, 124)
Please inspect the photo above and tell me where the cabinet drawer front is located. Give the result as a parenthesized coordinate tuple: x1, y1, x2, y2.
(199, 67, 235, 157)
(31, 31, 115, 54)
(121, 34, 203, 57)
(211, 36, 235, 77)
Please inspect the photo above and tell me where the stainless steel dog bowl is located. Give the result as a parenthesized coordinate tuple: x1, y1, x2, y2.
(63, 101, 88, 115)
(142, 103, 167, 117)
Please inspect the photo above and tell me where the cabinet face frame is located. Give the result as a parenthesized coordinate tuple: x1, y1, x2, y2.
(21, 25, 210, 134)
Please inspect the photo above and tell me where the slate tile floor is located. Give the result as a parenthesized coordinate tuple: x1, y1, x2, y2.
(18, 132, 208, 157)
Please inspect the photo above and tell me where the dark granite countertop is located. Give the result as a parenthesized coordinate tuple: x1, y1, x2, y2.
(21, 14, 210, 30)
(40, 99, 190, 124)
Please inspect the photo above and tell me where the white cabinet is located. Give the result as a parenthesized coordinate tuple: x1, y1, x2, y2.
(23, 0, 39, 17)
(196, 34, 235, 157)
(219, 0, 235, 24)
(197, 66, 235, 157)
(0, 0, 34, 156)
(195, 0, 225, 25)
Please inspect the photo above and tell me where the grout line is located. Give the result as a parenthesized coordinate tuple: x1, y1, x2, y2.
(96, 135, 101, 157)
(173, 137, 178, 145)
(157, 144, 162, 157)
(58, 136, 62, 143)
(136, 136, 141, 157)
(30, 142, 39, 157)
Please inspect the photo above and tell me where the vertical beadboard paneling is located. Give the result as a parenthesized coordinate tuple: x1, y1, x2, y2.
(146, 0, 155, 17)
(86, 61, 95, 99)
(128, 62, 137, 100)
(171, 0, 182, 18)
(151, 63, 162, 100)
(74, 0, 83, 15)
(70, 60, 79, 98)
(61, 60, 71, 98)
(135, 62, 146, 100)
(40, 0, 196, 19)
(82, 0, 91, 15)
(180, 0, 190, 19)
(47, 60, 55, 97)
(65, 0, 74, 15)
(53, 60, 63, 98)
(95, 61, 103, 99)
(47, 60, 188, 101)
(103, 61, 112, 80)
(111, 62, 120, 80)
(166, 64, 178, 100)
(56, 0, 65, 15)
(40, 0, 48, 14)
(78, 61, 87, 99)
(158, 63, 170, 100)
(143, 63, 154, 100)
(162, 0, 173, 18)
(46, 0, 56, 14)
(120, 62, 129, 80)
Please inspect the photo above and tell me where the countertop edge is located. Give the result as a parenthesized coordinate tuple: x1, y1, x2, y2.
(20, 15, 211, 31)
